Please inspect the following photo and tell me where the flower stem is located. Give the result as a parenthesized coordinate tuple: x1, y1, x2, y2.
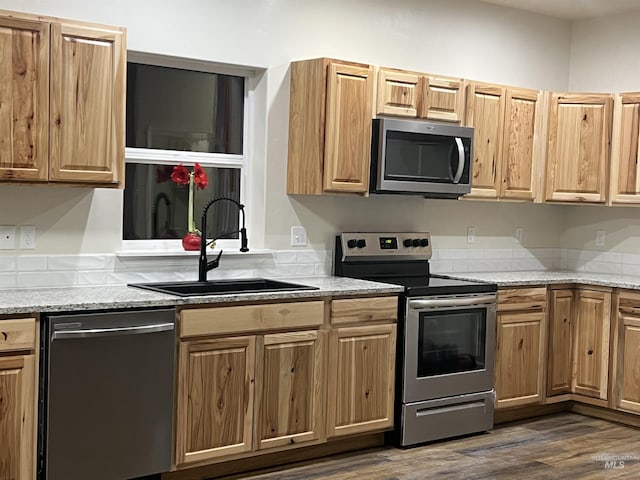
(188, 172, 195, 233)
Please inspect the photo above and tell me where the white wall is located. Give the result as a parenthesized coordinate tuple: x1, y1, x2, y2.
(0, 0, 572, 255)
(569, 11, 640, 92)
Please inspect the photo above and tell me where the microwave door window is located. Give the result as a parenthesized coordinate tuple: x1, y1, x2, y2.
(384, 131, 456, 183)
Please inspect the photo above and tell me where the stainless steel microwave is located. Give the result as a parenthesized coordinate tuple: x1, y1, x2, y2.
(369, 118, 473, 198)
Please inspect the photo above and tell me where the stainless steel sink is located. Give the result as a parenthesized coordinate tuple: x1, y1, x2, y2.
(129, 278, 319, 297)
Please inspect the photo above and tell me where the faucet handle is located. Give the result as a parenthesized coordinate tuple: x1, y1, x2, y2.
(207, 249, 224, 271)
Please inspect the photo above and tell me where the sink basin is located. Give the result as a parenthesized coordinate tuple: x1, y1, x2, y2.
(129, 278, 319, 297)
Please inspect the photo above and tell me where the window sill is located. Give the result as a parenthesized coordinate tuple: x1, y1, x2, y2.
(116, 248, 274, 259)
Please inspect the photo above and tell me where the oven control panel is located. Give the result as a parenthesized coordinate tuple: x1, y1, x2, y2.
(339, 232, 432, 259)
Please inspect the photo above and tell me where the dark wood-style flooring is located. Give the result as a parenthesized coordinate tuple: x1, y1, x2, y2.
(231, 414, 640, 479)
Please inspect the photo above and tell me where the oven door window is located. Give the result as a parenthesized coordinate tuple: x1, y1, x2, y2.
(417, 307, 486, 377)
(384, 131, 469, 184)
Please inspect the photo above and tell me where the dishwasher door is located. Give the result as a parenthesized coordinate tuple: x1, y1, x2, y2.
(42, 309, 175, 480)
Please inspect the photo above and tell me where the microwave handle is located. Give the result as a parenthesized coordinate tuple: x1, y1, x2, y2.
(452, 137, 465, 184)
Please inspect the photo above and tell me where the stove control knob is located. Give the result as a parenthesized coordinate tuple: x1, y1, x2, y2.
(420, 238, 429, 247)
(347, 239, 358, 249)
(412, 239, 420, 247)
(403, 239, 413, 248)
(356, 239, 367, 249)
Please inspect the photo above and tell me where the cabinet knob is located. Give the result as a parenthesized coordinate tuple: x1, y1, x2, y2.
(587, 349, 593, 355)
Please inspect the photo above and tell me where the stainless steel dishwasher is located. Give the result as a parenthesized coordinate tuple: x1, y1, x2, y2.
(38, 309, 176, 480)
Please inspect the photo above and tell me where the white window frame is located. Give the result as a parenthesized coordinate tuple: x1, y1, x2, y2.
(122, 51, 254, 253)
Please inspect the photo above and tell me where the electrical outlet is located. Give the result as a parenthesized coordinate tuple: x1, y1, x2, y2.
(291, 226, 307, 247)
(596, 230, 606, 247)
(467, 226, 476, 244)
(515, 227, 524, 244)
(20, 226, 36, 250)
(0, 226, 16, 250)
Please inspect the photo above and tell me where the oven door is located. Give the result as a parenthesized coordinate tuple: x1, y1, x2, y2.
(403, 293, 496, 403)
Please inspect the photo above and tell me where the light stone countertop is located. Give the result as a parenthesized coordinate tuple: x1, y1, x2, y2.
(0, 276, 405, 316)
(448, 271, 640, 289)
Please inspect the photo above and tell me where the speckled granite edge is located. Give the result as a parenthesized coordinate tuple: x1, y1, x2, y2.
(0, 276, 404, 316)
(448, 271, 640, 290)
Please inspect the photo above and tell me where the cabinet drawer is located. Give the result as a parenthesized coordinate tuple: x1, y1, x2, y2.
(0, 318, 36, 352)
(331, 296, 398, 325)
(497, 287, 546, 312)
(180, 301, 325, 338)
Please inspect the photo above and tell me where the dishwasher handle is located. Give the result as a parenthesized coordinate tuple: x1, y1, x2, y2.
(52, 322, 174, 341)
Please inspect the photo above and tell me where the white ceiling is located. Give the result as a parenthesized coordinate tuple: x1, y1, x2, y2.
(480, 0, 640, 20)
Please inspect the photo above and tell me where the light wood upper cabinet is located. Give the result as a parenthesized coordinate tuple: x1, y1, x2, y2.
(420, 75, 465, 124)
(465, 83, 544, 201)
(495, 287, 547, 409)
(466, 83, 504, 198)
(376, 68, 420, 117)
(547, 289, 574, 397)
(375, 68, 465, 124)
(545, 93, 613, 203)
(572, 288, 611, 400)
(254, 330, 326, 451)
(0, 17, 49, 182)
(175, 336, 256, 466)
(612, 290, 640, 414)
(609, 92, 640, 205)
(287, 58, 373, 195)
(0, 10, 125, 187)
(49, 21, 125, 184)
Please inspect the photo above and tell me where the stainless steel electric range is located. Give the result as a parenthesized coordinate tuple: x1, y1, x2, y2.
(334, 232, 498, 446)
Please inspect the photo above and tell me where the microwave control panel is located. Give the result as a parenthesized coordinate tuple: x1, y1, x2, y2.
(339, 232, 432, 260)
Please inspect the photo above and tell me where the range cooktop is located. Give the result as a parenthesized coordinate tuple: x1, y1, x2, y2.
(334, 232, 497, 297)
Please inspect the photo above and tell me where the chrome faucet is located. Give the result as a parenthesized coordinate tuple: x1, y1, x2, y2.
(198, 196, 249, 282)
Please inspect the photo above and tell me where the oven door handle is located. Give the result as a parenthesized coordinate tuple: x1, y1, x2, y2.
(408, 295, 496, 310)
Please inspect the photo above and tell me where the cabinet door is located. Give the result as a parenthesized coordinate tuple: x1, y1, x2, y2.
(572, 289, 611, 399)
(49, 21, 125, 184)
(0, 354, 36, 480)
(500, 88, 542, 200)
(465, 83, 505, 198)
(328, 324, 396, 437)
(495, 311, 546, 409)
(0, 17, 49, 182)
(547, 289, 573, 396)
(617, 315, 640, 413)
(545, 93, 612, 203)
(376, 68, 420, 117)
(609, 92, 640, 205)
(323, 62, 373, 193)
(254, 331, 325, 450)
(175, 336, 256, 466)
(420, 75, 465, 124)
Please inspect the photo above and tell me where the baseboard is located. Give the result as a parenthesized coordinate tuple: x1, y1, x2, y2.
(571, 403, 640, 429)
(161, 433, 385, 480)
(494, 402, 571, 424)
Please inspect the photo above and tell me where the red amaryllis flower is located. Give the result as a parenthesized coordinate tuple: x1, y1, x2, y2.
(170, 164, 190, 185)
(193, 162, 208, 190)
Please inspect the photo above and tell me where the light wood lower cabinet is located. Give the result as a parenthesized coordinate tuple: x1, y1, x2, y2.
(613, 290, 640, 414)
(546, 286, 612, 403)
(0, 317, 37, 480)
(254, 330, 326, 450)
(175, 296, 398, 468)
(327, 323, 396, 437)
(495, 287, 547, 409)
(572, 289, 611, 400)
(175, 335, 256, 466)
(547, 289, 574, 396)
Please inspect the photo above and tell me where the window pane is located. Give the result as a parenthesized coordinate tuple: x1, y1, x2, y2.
(123, 164, 241, 240)
(126, 63, 244, 154)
